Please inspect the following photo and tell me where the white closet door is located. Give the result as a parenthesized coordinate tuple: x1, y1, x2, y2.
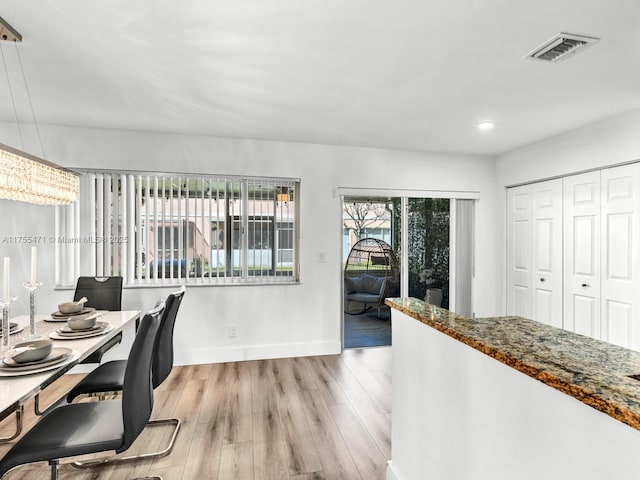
(507, 180, 562, 325)
(531, 179, 563, 328)
(600, 163, 640, 349)
(507, 186, 532, 318)
(563, 171, 601, 338)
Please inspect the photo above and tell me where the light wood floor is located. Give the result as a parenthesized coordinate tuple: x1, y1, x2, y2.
(0, 347, 391, 480)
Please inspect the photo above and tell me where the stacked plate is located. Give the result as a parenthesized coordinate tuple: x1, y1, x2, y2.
(45, 307, 96, 323)
(49, 321, 113, 340)
(0, 322, 25, 337)
(0, 347, 73, 375)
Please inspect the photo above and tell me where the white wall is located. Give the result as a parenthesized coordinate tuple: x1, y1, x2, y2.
(0, 123, 498, 364)
(495, 109, 640, 314)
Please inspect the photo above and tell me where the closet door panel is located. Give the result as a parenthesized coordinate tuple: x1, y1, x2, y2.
(507, 186, 532, 319)
(563, 172, 601, 338)
(532, 180, 563, 328)
(600, 163, 640, 349)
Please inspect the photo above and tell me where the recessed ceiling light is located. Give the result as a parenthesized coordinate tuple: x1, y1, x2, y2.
(477, 121, 494, 131)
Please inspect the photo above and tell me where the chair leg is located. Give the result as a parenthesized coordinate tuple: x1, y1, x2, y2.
(49, 459, 59, 480)
(72, 417, 180, 468)
(0, 405, 23, 443)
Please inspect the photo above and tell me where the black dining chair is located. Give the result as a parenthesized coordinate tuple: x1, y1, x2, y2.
(0, 302, 165, 480)
(74, 276, 123, 364)
(67, 285, 186, 466)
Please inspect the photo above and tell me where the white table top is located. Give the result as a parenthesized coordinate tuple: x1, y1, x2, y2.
(0, 310, 140, 418)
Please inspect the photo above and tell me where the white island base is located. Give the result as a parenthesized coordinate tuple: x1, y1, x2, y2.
(388, 308, 640, 480)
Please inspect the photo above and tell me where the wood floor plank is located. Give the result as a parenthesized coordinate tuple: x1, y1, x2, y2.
(219, 441, 253, 480)
(274, 382, 323, 476)
(252, 403, 282, 445)
(288, 357, 318, 392)
(173, 378, 208, 425)
(290, 473, 327, 480)
(328, 403, 387, 480)
(303, 357, 348, 406)
(341, 356, 391, 414)
(150, 415, 197, 471)
(223, 362, 253, 444)
(181, 420, 225, 480)
(250, 360, 276, 413)
(343, 387, 391, 459)
(147, 465, 184, 480)
(253, 439, 289, 480)
(252, 382, 288, 480)
(269, 358, 296, 384)
(300, 390, 363, 480)
(313, 355, 361, 390)
(198, 363, 231, 425)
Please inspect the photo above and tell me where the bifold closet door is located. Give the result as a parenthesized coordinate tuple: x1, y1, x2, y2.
(531, 180, 563, 327)
(507, 186, 532, 319)
(507, 179, 562, 326)
(563, 171, 601, 338)
(600, 163, 640, 349)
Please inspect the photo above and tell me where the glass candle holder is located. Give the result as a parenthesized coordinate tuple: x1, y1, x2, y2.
(0, 296, 17, 353)
(22, 282, 43, 339)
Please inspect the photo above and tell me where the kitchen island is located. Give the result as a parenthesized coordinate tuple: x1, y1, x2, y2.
(386, 297, 640, 480)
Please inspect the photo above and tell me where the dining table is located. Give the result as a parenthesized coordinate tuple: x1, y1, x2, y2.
(0, 310, 140, 442)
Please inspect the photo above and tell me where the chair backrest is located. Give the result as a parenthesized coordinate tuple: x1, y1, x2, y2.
(152, 286, 186, 388)
(119, 302, 164, 452)
(74, 276, 123, 311)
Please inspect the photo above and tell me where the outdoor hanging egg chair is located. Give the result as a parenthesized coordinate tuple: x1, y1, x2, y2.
(344, 238, 400, 316)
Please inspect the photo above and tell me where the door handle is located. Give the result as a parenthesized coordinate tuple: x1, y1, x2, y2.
(581, 283, 589, 288)
(539, 277, 546, 282)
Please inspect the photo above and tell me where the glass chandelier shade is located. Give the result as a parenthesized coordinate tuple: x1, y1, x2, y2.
(0, 143, 79, 205)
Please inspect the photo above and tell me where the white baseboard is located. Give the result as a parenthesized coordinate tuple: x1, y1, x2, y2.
(174, 339, 342, 364)
(386, 461, 405, 480)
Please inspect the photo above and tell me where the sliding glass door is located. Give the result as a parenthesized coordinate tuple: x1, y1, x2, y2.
(342, 195, 454, 348)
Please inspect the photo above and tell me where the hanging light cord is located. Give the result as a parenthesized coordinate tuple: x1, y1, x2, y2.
(0, 40, 24, 150)
(14, 40, 46, 160)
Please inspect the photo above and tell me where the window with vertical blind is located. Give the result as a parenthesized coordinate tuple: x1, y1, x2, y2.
(55, 170, 300, 287)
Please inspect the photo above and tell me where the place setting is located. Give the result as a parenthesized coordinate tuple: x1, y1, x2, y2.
(48, 306, 112, 340)
(44, 297, 97, 323)
(0, 339, 76, 376)
(0, 322, 25, 338)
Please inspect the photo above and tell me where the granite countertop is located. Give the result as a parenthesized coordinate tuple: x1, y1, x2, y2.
(386, 297, 640, 432)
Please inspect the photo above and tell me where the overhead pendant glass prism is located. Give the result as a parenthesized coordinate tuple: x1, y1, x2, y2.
(0, 143, 79, 205)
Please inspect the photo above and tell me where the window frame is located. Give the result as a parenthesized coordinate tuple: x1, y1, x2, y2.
(55, 169, 300, 288)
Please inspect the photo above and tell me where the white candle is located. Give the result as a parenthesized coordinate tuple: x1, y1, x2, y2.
(30, 247, 37, 284)
(2, 257, 9, 300)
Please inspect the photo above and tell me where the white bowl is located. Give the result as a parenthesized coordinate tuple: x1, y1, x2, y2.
(58, 302, 84, 314)
(67, 314, 98, 330)
(10, 339, 53, 363)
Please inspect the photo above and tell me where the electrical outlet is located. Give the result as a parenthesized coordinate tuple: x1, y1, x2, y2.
(228, 325, 239, 338)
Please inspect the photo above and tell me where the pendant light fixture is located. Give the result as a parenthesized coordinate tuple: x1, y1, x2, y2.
(0, 16, 79, 205)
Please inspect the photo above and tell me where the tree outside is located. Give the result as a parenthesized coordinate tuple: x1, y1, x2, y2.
(343, 199, 392, 248)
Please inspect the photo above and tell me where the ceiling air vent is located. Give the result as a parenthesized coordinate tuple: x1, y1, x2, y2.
(525, 33, 599, 62)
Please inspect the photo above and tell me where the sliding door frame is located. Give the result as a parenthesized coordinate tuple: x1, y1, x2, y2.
(337, 187, 479, 350)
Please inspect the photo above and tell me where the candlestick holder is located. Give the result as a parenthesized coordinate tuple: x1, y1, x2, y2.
(0, 296, 18, 353)
(22, 282, 43, 339)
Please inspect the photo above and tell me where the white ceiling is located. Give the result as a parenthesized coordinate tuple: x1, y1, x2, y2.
(0, 0, 639, 156)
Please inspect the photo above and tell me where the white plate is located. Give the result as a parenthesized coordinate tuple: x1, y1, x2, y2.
(0, 325, 25, 337)
(2, 347, 72, 370)
(0, 350, 79, 376)
(50, 307, 96, 319)
(57, 321, 108, 334)
(44, 309, 102, 323)
(49, 324, 114, 340)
